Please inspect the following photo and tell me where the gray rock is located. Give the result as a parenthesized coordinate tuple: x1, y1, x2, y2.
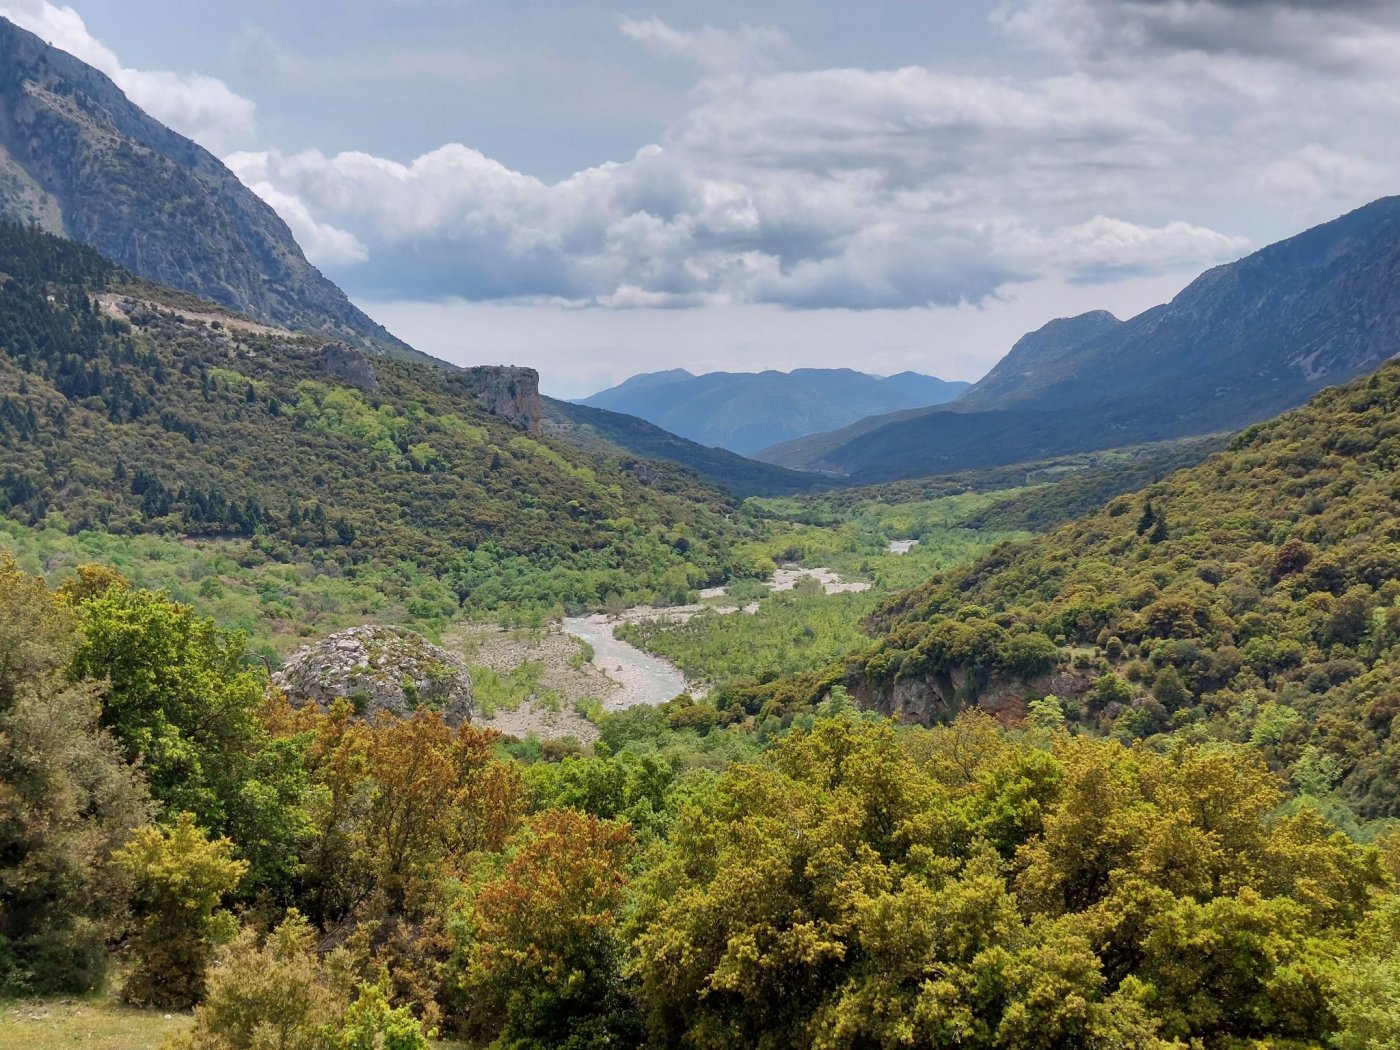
(322, 343, 381, 394)
(272, 625, 473, 725)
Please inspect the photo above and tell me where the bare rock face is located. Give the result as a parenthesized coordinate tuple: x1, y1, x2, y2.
(322, 343, 380, 394)
(852, 666, 1091, 727)
(458, 366, 542, 433)
(320, 345, 378, 394)
(272, 625, 473, 725)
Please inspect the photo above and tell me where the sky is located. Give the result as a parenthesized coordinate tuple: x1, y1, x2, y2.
(3, 0, 1398, 397)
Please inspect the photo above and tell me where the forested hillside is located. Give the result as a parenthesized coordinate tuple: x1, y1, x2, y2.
(0, 223, 757, 629)
(542, 396, 831, 498)
(851, 359, 1400, 822)
(4, 555, 1398, 1050)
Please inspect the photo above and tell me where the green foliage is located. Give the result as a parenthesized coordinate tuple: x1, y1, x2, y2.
(70, 582, 313, 892)
(630, 715, 1386, 1049)
(116, 813, 248, 1008)
(169, 911, 429, 1050)
(0, 555, 149, 995)
(858, 361, 1400, 820)
(445, 809, 637, 1048)
(0, 222, 761, 629)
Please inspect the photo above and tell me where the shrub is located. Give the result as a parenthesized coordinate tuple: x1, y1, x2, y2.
(170, 911, 429, 1050)
(116, 813, 247, 1007)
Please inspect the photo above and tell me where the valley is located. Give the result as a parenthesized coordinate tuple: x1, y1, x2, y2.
(4, 6, 1400, 1050)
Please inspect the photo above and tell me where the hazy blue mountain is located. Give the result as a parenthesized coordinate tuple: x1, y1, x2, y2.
(758, 197, 1400, 481)
(0, 16, 421, 360)
(577, 367, 969, 456)
(542, 398, 831, 499)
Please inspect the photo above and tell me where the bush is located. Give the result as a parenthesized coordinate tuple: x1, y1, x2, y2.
(116, 813, 247, 1007)
(170, 911, 429, 1050)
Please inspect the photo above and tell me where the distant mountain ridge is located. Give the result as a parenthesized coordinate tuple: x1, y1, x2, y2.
(760, 197, 1400, 481)
(0, 16, 422, 360)
(577, 367, 969, 456)
(542, 398, 831, 499)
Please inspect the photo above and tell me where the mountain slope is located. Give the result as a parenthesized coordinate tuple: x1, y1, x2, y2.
(542, 397, 831, 498)
(578, 367, 969, 456)
(953, 309, 1122, 408)
(847, 357, 1400, 818)
(0, 223, 754, 621)
(0, 16, 420, 360)
(764, 198, 1400, 480)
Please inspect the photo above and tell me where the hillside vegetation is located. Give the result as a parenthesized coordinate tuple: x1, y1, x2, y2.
(851, 359, 1400, 824)
(3, 554, 1398, 1049)
(0, 223, 757, 639)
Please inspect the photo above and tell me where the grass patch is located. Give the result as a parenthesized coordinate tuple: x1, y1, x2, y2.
(0, 996, 190, 1050)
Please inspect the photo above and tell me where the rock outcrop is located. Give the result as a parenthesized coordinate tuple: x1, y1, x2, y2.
(852, 666, 1092, 727)
(322, 343, 380, 394)
(272, 625, 473, 725)
(457, 365, 542, 432)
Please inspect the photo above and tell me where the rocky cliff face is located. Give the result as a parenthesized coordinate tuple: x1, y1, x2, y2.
(852, 665, 1092, 726)
(272, 625, 474, 725)
(322, 343, 380, 394)
(457, 366, 542, 433)
(0, 16, 425, 362)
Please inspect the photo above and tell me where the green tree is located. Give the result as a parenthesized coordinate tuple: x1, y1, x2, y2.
(0, 556, 149, 993)
(71, 583, 313, 893)
(116, 812, 248, 1007)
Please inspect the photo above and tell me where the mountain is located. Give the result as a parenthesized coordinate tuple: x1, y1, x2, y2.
(953, 309, 1123, 408)
(0, 222, 754, 623)
(760, 198, 1400, 480)
(577, 367, 969, 456)
(844, 356, 1400, 817)
(0, 16, 421, 360)
(542, 398, 831, 499)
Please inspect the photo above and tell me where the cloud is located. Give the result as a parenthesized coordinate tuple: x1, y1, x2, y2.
(996, 0, 1400, 70)
(0, 0, 255, 151)
(618, 16, 792, 74)
(228, 56, 1250, 310)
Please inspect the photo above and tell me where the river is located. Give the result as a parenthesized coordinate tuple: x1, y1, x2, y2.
(560, 565, 868, 710)
(562, 613, 691, 709)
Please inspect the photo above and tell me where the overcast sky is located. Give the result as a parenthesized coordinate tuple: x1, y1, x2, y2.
(4, 0, 1398, 396)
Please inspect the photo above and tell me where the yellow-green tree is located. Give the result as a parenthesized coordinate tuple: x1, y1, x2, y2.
(116, 812, 247, 1007)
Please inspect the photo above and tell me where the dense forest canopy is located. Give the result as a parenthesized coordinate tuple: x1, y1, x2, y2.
(0, 222, 764, 631)
(849, 359, 1400, 825)
(3, 556, 1399, 1049)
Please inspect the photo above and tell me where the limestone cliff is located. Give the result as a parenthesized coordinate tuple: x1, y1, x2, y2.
(456, 365, 542, 433)
(852, 665, 1092, 726)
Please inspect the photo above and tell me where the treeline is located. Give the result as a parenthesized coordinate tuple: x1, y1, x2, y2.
(4, 557, 1400, 1049)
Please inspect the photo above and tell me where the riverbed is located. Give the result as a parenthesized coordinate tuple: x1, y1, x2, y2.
(562, 613, 691, 710)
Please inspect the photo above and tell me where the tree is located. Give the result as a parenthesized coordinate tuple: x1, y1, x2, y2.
(448, 809, 637, 1047)
(0, 556, 149, 994)
(116, 813, 248, 1007)
(71, 584, 313, 894)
